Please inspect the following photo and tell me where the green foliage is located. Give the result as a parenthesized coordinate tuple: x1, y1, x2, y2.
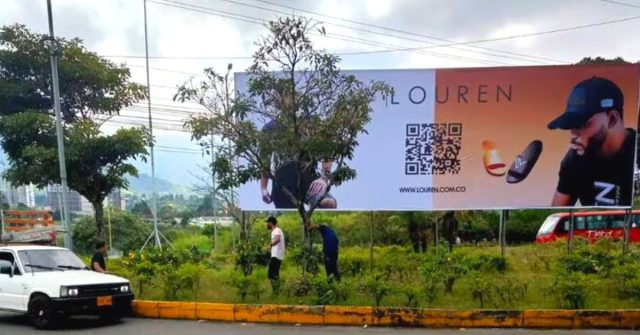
(576, 56, 631, 65)
(290, 246, 324, 275)
(550, 271, 588, 309)
(0, 24, 146, 121)
(359, 270, 391, 307)
(0, 24, 149, 242)
(131, 200, 153, 217)
(71, 210, 152, 255)
(338, 247, 368, 276)
(311, 275, 348, 305)
(228, 271, 252, 302)
(234, 238, 268, 276)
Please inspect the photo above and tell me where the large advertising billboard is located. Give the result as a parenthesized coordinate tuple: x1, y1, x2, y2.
(235, 64, 640, 211)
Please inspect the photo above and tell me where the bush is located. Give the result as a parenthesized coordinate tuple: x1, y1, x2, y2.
(228, 271, 252, 302)
(71, 210, 152, 255)
(359, 271, 391, 307)
(338, 247, 369, 277)
(311, 275, 348, 305)
(550, 272, 588, 309)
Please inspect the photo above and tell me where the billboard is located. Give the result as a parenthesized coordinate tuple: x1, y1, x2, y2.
(235, 64, 640, 211)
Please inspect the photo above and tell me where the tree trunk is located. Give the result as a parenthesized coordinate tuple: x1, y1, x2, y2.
(93, 201, 106, 242)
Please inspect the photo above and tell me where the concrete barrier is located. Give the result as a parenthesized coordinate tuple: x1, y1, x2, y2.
(131, 300, 640, 329)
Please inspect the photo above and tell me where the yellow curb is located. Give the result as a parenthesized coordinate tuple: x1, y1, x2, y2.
(131, 300, 640, 329)
(619, 310, 640, 329)
(324, 305, 372, 326)
(522, 310, 576, 328)
(157, 301, 196, 319)
(132, 300, 159, 318)
(234, 304, 279, 323)
(574, 310, 622, 329)
(278, 305, 324, 325)
(372, 308, 424, 327)
(196, 303, 235, 322)
(468, 310, 523, 328)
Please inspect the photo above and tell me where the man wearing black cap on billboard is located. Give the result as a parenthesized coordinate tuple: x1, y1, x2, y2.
(266, 216, 285, 294)
(548, 76, 636, 207)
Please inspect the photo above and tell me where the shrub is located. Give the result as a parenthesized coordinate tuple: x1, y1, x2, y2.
(228, 271, 252, 302)
(311, 275, 348, 305)
(359, 271, 391, 307)
(550, 272, 588, 309)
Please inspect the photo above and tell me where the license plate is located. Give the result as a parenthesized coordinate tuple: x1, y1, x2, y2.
(97, 296, 112, 307)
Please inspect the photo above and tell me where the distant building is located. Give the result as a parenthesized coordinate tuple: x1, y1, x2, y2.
(107, 188, 126, 210)
(189, 216, 234, 228)
(47, 185, 126, 215)
(0, 179, 36, 208)
(47, 185, 93, 215)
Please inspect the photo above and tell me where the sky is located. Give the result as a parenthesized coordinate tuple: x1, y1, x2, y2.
(1, 0, 639, 191)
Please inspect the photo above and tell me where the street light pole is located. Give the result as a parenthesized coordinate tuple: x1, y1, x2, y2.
(46, 0, 73, 251)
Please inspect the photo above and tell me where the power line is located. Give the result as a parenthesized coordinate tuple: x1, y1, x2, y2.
(337, 14, 640, 57)
(103, 0, 640, 61)
(223, 0, 562, 64)
(147, 0, 508, 66)
(598, 0, 640, 9)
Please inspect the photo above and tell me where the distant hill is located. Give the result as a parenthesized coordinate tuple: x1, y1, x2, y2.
(126, 173, 178, 195)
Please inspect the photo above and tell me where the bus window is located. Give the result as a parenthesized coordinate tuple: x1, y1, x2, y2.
(562, 216, 586, 231)
(610, 215, 627, 229)
(587, 215, 607, 230)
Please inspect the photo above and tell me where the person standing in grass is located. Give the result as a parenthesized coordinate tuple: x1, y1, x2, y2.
(307, 222, 340, 281)
(266, 216, 285, 294)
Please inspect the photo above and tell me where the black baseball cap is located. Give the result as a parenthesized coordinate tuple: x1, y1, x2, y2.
(266, 216, 277, 224)
(547, 76, 624, 130)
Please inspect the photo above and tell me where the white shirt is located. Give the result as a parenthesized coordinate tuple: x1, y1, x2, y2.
(271, 227, 285, 260)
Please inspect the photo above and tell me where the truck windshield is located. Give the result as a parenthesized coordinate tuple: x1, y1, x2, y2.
(18, 249, 88, 272)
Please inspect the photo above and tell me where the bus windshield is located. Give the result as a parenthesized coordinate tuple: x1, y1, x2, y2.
(538, 215, 560, 236)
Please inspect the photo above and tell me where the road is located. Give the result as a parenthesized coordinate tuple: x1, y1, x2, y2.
(0, 312, 636, 334)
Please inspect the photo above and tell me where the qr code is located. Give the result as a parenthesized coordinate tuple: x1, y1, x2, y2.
(405, 123, 462, 175)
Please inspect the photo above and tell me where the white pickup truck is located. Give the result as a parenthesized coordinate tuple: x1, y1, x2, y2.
(0, 245, 134, 329)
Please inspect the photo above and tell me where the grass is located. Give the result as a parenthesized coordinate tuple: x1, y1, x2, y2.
(107, 241, 640, 310)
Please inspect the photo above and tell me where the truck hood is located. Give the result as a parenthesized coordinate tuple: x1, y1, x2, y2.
(26, 270, 129, 286)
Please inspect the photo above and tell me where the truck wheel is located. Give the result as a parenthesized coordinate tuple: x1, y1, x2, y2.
(28, 295, 53, 329)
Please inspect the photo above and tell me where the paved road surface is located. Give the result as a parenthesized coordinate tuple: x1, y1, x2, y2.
(0, 312, 636, 334)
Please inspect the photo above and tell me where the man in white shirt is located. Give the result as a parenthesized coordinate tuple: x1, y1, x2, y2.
(266, 216, 285, 294)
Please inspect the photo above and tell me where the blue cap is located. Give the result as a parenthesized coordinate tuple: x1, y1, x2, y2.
(548, 76, 624, 130)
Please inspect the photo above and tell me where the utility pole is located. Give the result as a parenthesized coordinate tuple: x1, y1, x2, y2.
(144, 0, 161, 249)
(210, 133, 217, 255)
(46, 0, 73, 251)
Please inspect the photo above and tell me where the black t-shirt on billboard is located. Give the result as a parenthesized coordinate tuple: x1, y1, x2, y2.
(556, 128, 636, 207)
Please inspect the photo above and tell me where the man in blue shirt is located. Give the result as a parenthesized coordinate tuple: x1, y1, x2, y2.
(307, 222, 340, 281)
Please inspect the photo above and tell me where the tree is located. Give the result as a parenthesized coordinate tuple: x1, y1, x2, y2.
(0, 24, 146, 121)
(0, 116, 149, 240)
(176, 17, 390, 269)
(131, 200, 153, 218)
(72, 210, 152, 255)
(0, 24, 149, 241)
(576, 57, 632, 65)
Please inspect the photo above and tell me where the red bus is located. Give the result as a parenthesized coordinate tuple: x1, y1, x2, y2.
(535, 210, 640, 244)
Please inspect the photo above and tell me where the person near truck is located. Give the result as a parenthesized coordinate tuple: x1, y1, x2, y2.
(91, 240, 108, 273)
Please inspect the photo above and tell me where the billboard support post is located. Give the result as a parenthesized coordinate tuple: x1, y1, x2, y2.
(568, 209, 575, 253)
(624, 208, 631, 255)
(435, 217, 440, 255)
(369, 211, 374, 270)
(499, 210, 508, 257)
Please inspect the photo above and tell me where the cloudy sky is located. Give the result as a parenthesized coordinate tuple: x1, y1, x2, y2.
(1, 0, 639, 190)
